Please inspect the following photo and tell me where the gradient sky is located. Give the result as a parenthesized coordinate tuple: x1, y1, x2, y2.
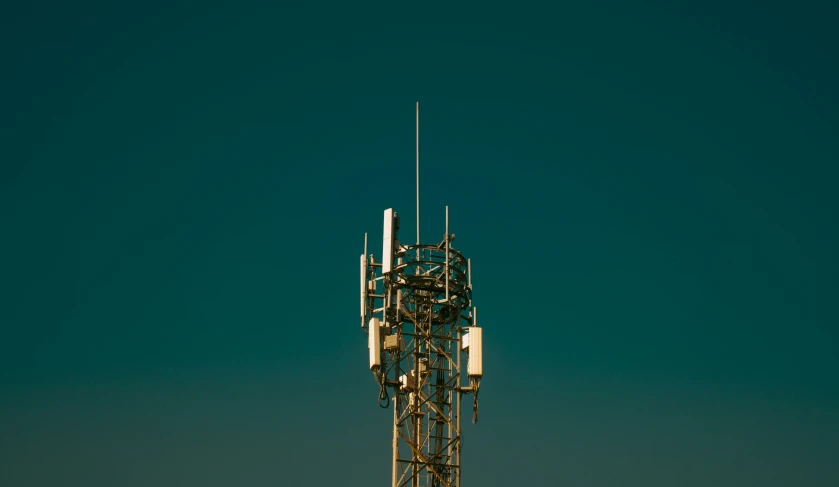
(2, 1, 838, 485)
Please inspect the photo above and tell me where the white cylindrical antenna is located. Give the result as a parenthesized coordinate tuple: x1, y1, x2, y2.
(416, 102, 420, 246)
(467, 258, 472, 288)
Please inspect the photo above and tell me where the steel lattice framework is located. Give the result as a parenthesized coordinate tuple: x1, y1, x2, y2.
(361, 209, 482, 487)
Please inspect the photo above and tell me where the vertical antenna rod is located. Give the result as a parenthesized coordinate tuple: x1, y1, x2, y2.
(416, 102, 420, 245)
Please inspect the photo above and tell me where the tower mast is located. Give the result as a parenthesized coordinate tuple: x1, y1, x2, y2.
(360, 105, 484, 487)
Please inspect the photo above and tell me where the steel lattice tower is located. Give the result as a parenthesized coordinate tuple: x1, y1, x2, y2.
(360, 104, 483, 487)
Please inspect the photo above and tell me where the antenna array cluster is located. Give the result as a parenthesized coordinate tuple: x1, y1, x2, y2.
(359, 104, 484, 487)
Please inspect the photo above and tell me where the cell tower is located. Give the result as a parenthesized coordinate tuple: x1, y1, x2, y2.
(360, 103, 483, 487)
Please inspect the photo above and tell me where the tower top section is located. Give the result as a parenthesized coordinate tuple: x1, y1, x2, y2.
(357, 105, 485, 487)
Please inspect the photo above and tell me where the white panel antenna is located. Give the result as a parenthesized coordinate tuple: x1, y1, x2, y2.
(382, 208, 394, 274)
(466, 327, 483, 377)
(360, 253, 367, 327)
(369, 317, 381, 370)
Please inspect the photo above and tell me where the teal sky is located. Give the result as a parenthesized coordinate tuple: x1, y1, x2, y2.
(2, 1, 838, 485)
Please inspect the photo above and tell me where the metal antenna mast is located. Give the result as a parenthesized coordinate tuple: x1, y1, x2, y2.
(416, 101, 420, 246)
(361, 105, 483, 487)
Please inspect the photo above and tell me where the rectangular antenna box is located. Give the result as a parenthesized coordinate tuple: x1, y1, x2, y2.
(384, 334, 400, 351)
(399, 373, 416, 391)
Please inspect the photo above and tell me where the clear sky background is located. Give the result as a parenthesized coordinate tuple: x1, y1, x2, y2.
(2, 1, 838, 485)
